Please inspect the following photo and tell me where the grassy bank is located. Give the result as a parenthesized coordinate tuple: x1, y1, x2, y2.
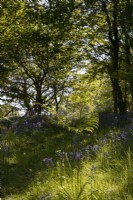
(0, 118, 133, 199)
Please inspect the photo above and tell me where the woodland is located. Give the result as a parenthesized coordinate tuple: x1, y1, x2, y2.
(0, 0, 133, 199)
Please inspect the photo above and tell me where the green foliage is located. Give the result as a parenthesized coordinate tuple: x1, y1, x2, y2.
(57, 169, 88, 200)
(0, 104, 18, 119)
(1, 0, 133, 114)
(70, 114, 99, 134)
(1, 1, 133, 197)
(0, 115, 133, 200)
(0, 0, 77, 114)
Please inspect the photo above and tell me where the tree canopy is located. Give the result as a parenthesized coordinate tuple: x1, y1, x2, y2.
(0, 0, 133, 116)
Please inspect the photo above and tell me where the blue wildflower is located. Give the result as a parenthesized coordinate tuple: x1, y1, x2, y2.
(120, 132, 127, 140)
(91, 165, 96, 171)
(92, 145, 100, 152)
(75, 150, 83, 160)
(42, 157, 53, 166)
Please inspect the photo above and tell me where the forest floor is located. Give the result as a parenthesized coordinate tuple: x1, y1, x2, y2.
(0, 115, 133, 200)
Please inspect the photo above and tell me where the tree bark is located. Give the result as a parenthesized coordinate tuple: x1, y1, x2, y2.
(111, 78, 126, 114)
(35, 83, 43, 115)
(102, 0, 126, 114)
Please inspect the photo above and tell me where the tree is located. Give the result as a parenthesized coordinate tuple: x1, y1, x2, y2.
(0, 0, 78, 115)
(80, 0, 133, 114)
(1, 0, 132, 116)
(119, 0, 133, 110)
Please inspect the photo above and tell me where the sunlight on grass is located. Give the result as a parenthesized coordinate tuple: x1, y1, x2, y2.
(1, 120, 133, 200)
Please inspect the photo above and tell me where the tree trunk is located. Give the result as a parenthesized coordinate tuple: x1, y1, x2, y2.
(111, 77, 126, 114)
(102, 0, 126, 114)
(130, 84, 133, 111)
(53, 84, 59, 114)
(35, 83, 42, 115)
(125, 28, 133, 111)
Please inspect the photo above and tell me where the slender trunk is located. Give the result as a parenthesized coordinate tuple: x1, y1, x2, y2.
(35, 83, 42, 115)
(125, 28, 133, 111)
(53, 84, 59, 113)
(130, 84, 133, 111)
(112, 82, 118, 114)
(111, 77, 126, 114)
(111, 44, 126, 114)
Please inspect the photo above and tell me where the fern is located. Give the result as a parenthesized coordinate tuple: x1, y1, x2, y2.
(70, 114, 99, 134)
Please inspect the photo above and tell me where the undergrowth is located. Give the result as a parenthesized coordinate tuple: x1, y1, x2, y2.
(0, 116, 133, 200)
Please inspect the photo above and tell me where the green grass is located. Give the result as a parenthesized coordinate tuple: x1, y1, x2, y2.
(0, 121, 133, 200)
